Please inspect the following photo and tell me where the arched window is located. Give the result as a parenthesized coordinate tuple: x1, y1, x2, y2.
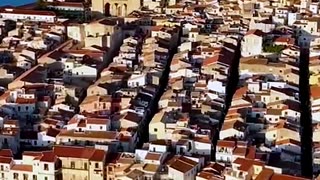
(104, 3, 110, 16)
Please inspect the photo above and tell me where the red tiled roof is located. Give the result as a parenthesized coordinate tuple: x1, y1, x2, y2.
(311, 85, 320, 99)
(89, 149, 106, 161)
(0, 156, 12, 164)
(16, 97, 36, 104)
(169, 156, 198, 173)
(145, 152, 161, 160)
(86, 118, 109, 125)
(233, 158, 264, 172)
(203, 56, 219, 66)
(40, 151, 58, 163)
(53, 146, 105, 161)
(0, 149, 13, 158)
(11, 164, 33, 172)
(46, 128, 60, 137)
(43, 118, 59, 125)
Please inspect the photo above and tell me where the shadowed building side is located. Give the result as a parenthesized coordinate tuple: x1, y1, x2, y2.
(299, 48, 313, 178)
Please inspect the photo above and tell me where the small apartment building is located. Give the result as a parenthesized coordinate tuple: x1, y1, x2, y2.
(0, 120, 20, 154)
(265, 121, 300, 146)
(14, 97, 36, 120)
(168, 156, 199, 180)
(241, 30, 263, 57)
(220, 120, 248, 140)
(225, 158, 264, 180)
(216, 140, 236, 163)
(7, 151, 62, 180)
(63, 60, 98, 81)
(0, 155, 13, 180)
(53, 146, 106, 180)
(66, 114, 110, 132)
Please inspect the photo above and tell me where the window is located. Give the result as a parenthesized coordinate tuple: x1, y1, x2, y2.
(100, 126, 103, 130)
(44, 163, 49, 171)
(95, 163, 99, 169)
(0, 165, 3, 171)
(154, 128, 158, 132)
(275, 97, 279, 100)
(1, 173, 4, 178)
(84, 163, 88, 170)
(14, 173, 18, 180)
(23, 174, 28, 180)
(45, 177, 48, 180)
(71, 161, 75, 169)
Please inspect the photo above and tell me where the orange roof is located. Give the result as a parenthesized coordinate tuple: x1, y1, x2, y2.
(0, 149, 13, 158)
(217, 140, 236, 148)
(234, 158, 264, 172)
(16, 97, 36, 104)
(0, 156, 12, 164)
(11, 164, 33, 172)
(274, 37, 295, 44)
(203, 56, 219, 66)
(234, 86, 248, 99)
(53, 146, 105, 161)
(145, 152, 161, 160)
(311, 85, 320, 99)
(86, 118, 109, 125)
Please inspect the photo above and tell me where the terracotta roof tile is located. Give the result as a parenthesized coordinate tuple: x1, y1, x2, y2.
(53, 146, 105, 161)
(217, 140, 236, 148)
(0, 149, 13, 158)
(145, 152, 161, 160)
(169, 156, 197, 173)
(0, 156, 12, 164)
(11, 164, 33, 172)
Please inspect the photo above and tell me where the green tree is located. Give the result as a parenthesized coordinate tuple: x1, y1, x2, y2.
(263, 45, 285, 53)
